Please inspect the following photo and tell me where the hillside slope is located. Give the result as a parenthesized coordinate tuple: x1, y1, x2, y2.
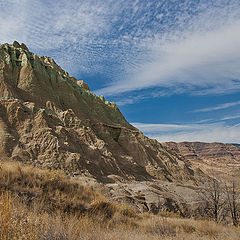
(0, 42, 197, 184)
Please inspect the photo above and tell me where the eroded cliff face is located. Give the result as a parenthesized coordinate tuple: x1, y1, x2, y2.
(0, 42, 196, 183)
(162, 142, 240, 181)
(0, 42, 128, 127)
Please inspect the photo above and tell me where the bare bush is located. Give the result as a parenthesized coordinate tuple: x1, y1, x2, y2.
(225, 180, 240, 226)
(198, 179, 227, 223)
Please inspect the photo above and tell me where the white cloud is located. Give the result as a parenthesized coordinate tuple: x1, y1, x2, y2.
(96, 2, 240, 96)
(115, 98, 140, 106)
(0, 0, 112, 75)
(132, 122, 240, 143)
(2, 0, 240, 98)
(132, 122, 203, 133)
(220, 114, 240, 121)
(0, 0, 109, 49)
(192, 101, 240, 113)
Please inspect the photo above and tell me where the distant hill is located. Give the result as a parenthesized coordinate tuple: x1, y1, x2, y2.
(232, 143, 240, 147)
(162, 141, 240, 181)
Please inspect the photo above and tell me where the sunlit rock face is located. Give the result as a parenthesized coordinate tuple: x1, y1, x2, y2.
(0, 42, 196, 183)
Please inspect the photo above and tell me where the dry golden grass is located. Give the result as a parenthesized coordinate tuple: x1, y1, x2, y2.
(0, 160, 240, 240)
(0, 161, 102, 215)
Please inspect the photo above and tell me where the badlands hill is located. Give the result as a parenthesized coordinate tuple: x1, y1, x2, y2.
(0, 42, 210, 215)
(0, 41, 197, 183)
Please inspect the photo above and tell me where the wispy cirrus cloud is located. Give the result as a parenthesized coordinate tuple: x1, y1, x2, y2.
(2, 0, 240, 99)
(192, 100, 240, 113)
(220, 113, 240, 121)
(132, 122, 240, 143)
(0, 0, 109, 48)
(132, 122, 202, 133)
(96, 0, 240, 96)
(0, 0, 113, 75)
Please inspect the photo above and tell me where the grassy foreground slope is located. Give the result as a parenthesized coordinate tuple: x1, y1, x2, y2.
(0, 161, 239, 240)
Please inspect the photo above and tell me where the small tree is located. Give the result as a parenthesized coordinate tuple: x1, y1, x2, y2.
(225, 180, 240, 226)
(198, 179, 226, 223)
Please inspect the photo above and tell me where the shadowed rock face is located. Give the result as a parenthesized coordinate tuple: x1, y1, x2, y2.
(0, 42, 196, 183)
(162, 141, 240, 181)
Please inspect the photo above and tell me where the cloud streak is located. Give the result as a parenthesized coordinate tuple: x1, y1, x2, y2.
(96, 1, 240, 96)
(220, 113, 240, 121)
(132, 122, 240, 143)
(192, 101, 240, 113)
(0, 0, 114, 76)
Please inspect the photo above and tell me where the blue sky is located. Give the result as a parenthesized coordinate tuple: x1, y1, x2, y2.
(1, 0, 240, 143)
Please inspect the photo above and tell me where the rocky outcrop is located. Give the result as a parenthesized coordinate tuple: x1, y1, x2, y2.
(77, 80, 90, 91)
(79, 175, 200, 216)
(0, 42, 128, 127)
(0, 42, 199, 184)
(162, 142, 240, 181)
